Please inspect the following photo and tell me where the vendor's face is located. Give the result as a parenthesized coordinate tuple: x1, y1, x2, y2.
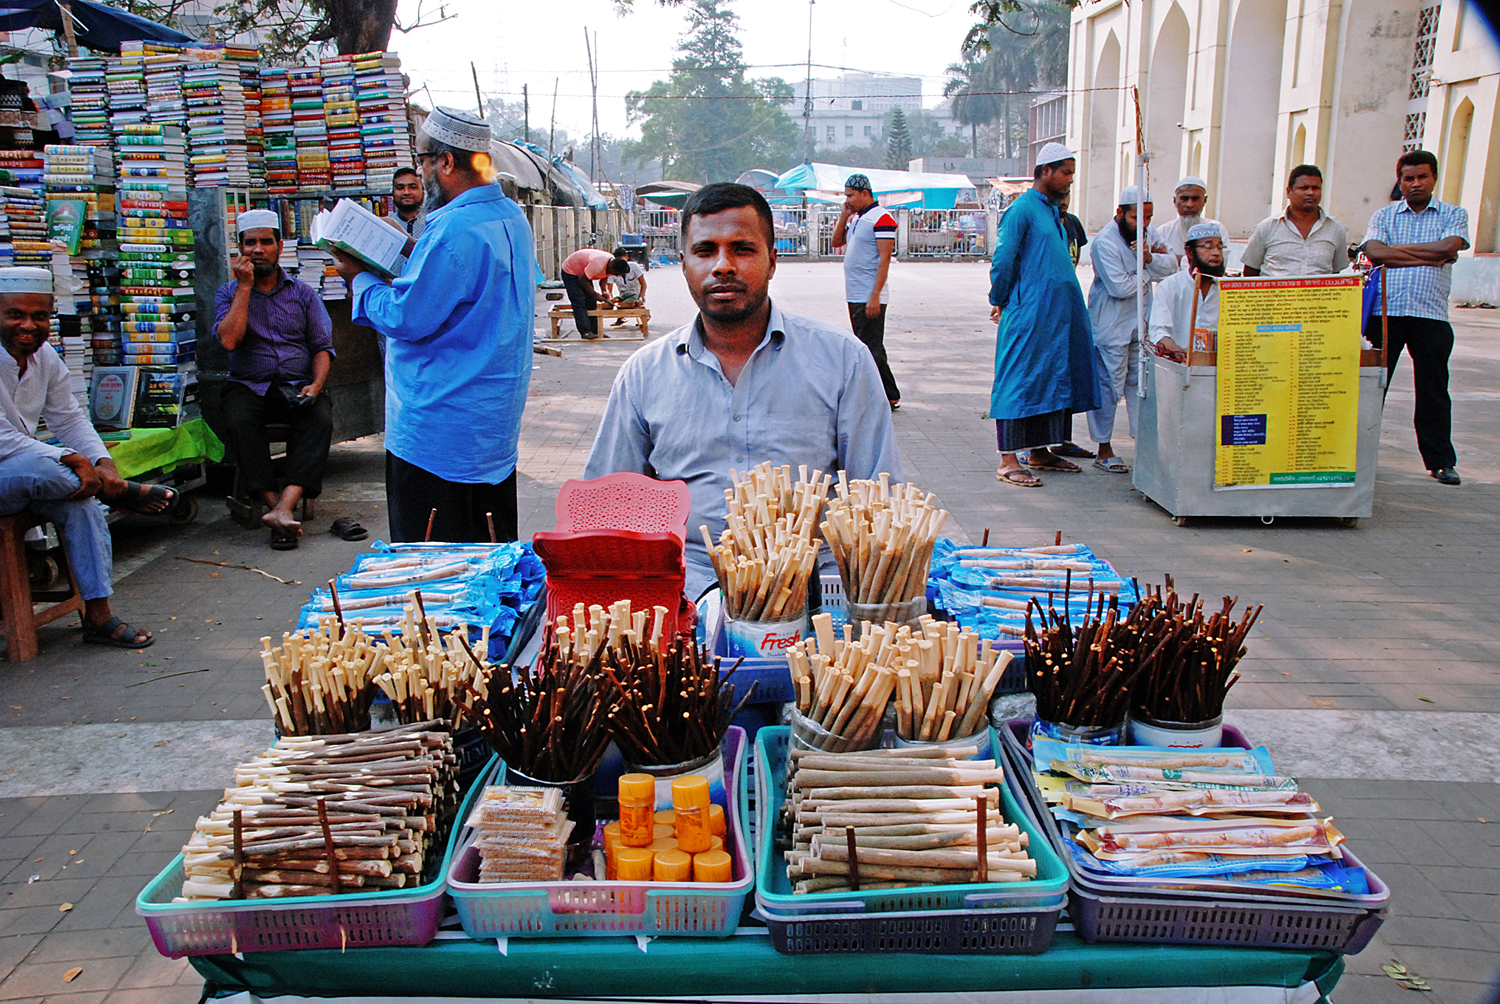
(1118, 202, 1153, 234)
(1287, 174, 1322, 213)
(1174, 186, 1206, 218)
(393, 173, 423, 212)
(0, 292, 53, 360)
(239, 229, 282, 278)
(1188, 238, 1225, 276)
(683, 206, 776, 325)
(1399, 163, 1437, 205)
(844, 186, 875, 213)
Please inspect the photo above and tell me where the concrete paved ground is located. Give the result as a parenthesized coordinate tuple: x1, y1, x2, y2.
(0, 260, 1496, 1002)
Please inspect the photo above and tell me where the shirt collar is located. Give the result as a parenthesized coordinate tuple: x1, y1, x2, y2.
(681, 301, 787, 362)
(854, 201, 880, 218)
(1396, 197, 1441, 214)
(425, 181, 504, 223)
(1274, 206, 1328, 227)
(251, 267, 295, 294)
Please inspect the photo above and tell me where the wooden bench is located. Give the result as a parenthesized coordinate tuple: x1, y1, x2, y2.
(0, 511, 83, 661)
(546, 307, 651, 341)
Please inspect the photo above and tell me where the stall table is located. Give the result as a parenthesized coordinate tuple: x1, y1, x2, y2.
(191, 928, 1344, 1002)
(103, 417, 224, 524)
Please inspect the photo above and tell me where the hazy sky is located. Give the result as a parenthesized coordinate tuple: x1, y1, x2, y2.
(393, 0, 981, 139)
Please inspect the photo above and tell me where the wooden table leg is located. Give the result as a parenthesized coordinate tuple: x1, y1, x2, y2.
(0, 523, 37, 661)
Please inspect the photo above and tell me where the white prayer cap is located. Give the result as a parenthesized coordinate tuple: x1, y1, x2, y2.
(1035, 142, 1075, 166)
(236, 209, 281, 235)
(419, 106, 492, 153)
(1185, 221, 1226, 243)
(1175, 175, 1208, 192)
(0, 267, 52, 295)
(1118, 185, 1153, 206)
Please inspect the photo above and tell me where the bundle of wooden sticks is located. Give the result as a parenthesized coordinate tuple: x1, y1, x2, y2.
(177, 722, 457, 901)
(1024, 587, 1146, 729)
(780, 746, 1035, 893)
(703, 462, 830, 622)
(370, 596, 492, 728)
(260, 617, 383, 736)
(1129, 584, 1261, 723)
(822, 475, 948, 612)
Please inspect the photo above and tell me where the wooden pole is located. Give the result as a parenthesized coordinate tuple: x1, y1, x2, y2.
(845, 826, 860, 892)
(59, 2, 78, 57)
(470, 62, 484, 120)
(316, 798, 342, 894)
(424, 509, 437, 543)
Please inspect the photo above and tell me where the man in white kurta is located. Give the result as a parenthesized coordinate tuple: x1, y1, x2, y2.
(1157, 176, 1224, 267)
(1148, 224, 1226, 362)
(1085, 187, 1176, 471)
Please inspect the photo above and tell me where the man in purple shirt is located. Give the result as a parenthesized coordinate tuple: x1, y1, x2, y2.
(213, 209, 334, 548)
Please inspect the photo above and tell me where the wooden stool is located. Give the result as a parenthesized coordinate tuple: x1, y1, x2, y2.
(227, 422, 314, 525)
(0, 511, 84, 662)
(546, 307, 651, 341)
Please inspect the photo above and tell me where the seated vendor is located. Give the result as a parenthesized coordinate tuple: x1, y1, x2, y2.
(584, 182, 902, 599)
(213, 209, 335, 550)
(1147, 223, 1225, 363)
(0, 267, 173, 648)
(607, 246, 648, 326)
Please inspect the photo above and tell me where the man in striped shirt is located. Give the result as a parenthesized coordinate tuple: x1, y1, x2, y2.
(1362, 150, 1470, 486)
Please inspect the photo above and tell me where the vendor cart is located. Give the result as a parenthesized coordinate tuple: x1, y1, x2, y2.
(1133, 274, 1385, 526)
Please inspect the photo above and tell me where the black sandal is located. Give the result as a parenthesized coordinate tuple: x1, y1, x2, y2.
(104, 482, 177, 515)
(83, 616, 153, 649)
(270, 530, 300, 550)
(329, 517, 368, 541)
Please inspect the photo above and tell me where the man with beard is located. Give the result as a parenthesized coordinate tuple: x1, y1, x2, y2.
(1157, 177, 1223, 265)
(584, 183, 900, 599)
(214, 209, 334, 549)
(389, 167, 425, 238)
(0, 267, 168, 648)
(988, 143, 1106, 488)
(1086, 187, 1176, 473)
(1148, 223, 1226, 362)
(332, 106, 537, 543)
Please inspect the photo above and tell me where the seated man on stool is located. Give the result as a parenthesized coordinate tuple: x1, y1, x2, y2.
(213, 209, 334, 549)
(0, 267, 170, 648)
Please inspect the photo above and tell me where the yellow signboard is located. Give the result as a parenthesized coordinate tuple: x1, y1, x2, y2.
(1214, 276, 1363, 489)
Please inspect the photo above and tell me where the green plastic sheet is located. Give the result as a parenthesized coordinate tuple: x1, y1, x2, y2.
(104, 418, 223, 479)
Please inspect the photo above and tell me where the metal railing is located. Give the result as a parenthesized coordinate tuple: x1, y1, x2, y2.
(904, 208, 989, 258)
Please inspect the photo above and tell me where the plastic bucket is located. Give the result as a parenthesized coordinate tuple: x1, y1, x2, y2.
(788, 704, 880, 753)
(845, 595, 927, 637)
(1029, 718, 1125, 746)
(621, 743, 727, 811)
(1127, 713, 1224, 748)
(892, 726, 991, 760)
(724, 614, 807, 659)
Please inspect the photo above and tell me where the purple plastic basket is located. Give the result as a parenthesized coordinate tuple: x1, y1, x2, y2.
(999, 718, 1389, 953)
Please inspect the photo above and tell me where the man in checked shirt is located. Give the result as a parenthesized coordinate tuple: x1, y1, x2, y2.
(1362, 150, 1470, 487)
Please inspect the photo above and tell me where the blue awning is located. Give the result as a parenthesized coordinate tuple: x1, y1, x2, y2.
(0, 0, 195, 53)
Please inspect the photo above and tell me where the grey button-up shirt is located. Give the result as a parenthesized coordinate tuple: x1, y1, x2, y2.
(1241, 210, 1350, 277)
(584, 302, 904, 598)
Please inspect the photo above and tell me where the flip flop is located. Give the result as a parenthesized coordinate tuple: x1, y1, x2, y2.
(1051, 443, 1096, 459)
(1022, 455, 1082, 473)
(329, 517, 368, 541)
(82, 616, 153, 649)
(270, 530, 300, 550)
(105, 481, 177, 515)
(997, 467, 1043, 488)
(1093, 457, 1130, 473)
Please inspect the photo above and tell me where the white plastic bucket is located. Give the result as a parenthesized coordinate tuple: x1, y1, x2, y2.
(724, 615, 807, 659)
(1127, 713, 1224, 749)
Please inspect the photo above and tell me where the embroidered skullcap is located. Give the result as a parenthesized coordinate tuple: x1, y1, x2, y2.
(236, 209, 281, 235)
(1185, 221, 1226, 243)
(1175, 175, 1208, 192)
(1036, 142, 1075, 166)
(419, 106, 492, 153)
(0, 267, 52, 295)
(844, 173, 872, 192)
(1118, 185, 1152, 206)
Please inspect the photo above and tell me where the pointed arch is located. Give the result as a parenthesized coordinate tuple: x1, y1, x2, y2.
(1145, 4, 1190, 187)
(1443, 98, 1475, 205)
(1216, 0, 1285, 233)
(1087, 31, 1122, 228)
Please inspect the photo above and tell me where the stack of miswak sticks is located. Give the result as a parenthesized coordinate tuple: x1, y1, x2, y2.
(260, 616, 383, 736)
(176, 723, 457, 901)
(781, 746, 1036, 893)
(822, 475, 948, 615)
(788, 612, 1014, 750)
(703, 462, 830, 623)
(370, 596, 492, 727)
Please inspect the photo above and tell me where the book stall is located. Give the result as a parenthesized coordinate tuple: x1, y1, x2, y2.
(131, 470, 1384, 1003)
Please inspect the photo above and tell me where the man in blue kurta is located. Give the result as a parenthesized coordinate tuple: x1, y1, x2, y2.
(987, 142, 1105, 488)
(332, 107, 536, 542)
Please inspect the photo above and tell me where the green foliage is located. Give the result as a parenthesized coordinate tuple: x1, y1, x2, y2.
(623, 0, 800, 183)
(886, 108, 912, 170)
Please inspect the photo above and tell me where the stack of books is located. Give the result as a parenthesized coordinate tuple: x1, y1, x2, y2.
(143, 51, 187, 134)
(62, 57, 110, 147)
(259, 68, 297, 194)
(45, 144, 117, 397)
(104, 56, 148, 134)
(115, 124, 195, 369)
(290, 66, 329, 192)
(321, 56, 364, 194)
(233, 52, 265, 190)
(354, 51, 410, 193)
(0, 148, 45, 194)
(1, 184, 51, 267)
(184, 59, 251, 187)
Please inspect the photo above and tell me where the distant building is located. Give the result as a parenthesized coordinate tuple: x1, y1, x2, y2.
(908, 157, 1018, 186)
(787, 73, 922, 150)
(1028, 91, 1066, 173)
(1066, 0, 1500, 250)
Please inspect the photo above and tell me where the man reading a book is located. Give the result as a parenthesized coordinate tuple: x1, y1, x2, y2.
(331, 106, 537, 544)
(213, 209, 334, 550)
(0, 266, 174, 648)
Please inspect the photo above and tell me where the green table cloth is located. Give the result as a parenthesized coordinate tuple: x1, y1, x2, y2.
(192, 929, 1344, 1001)
(105, 418, 224, 479)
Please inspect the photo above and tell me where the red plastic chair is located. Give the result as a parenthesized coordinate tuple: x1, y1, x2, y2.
(533, 473, 694, 636)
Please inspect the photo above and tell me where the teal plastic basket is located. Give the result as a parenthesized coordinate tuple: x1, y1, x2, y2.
(754, 726, 1069, 917)
(136, 754, 498, 958)
(446, 725, 752, 938)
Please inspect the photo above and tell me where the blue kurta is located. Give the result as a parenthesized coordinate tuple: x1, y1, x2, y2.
(988, 188, 1105, 420)
(351, 184, 536, 484)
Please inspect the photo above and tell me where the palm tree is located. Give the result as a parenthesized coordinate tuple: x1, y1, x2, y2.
(944, 58, 1003, 158)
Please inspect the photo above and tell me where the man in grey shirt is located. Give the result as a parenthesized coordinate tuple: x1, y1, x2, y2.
(1242, 165, 1349, 277)
(585, 183, 901, 598)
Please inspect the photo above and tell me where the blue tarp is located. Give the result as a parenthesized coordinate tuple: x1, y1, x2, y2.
(772, 162, 977, 210)
(0, 0, 195, 52)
